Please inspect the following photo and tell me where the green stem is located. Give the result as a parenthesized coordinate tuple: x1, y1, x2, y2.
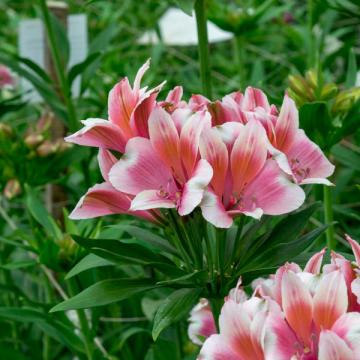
(234, 35, 246, 89)
(209, 298, 222, 332)
(323, 185, 336, 250)
(39, 0, 77, 131)
(307, 0, 315, 68)
(195, 0, 212, 99)
(67, 279, 93, 360)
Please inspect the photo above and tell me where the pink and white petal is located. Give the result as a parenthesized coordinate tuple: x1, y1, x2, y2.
(133, 58, 150, 92)
(313, 271, 348, 330)
(213, 122, 244, 150)
(109, 137, 173, 195)
(189, 94, 210, 112)
(331, 312, 360, 355)
(130, 91, 157, 138)
(64, 118, 126, 152)
(263, 312, 298, 360)
(171, 108, 192, 133)
(178, 159, 213, 216)
(69, 182, 131, 219)
(346, 234, 360, 266)
(200, 190, 233, 228)
(242, 159, 305, 216)
(274, 94, 299, 152)
(351, 279, 360, 305)
(219, 300, 259, 360)
(108, 79, 137, 138)
(304, 248, 326, 274)
(148, 106, 183, 180)
(130, 189, 176, 211)
(98, 149, 118, 182)
(241, 87, 271, 112)
(231, 121, 268, 195)
(199, 334, 242, 360)
(180, 110, 212, 177)
(318, 330, 354, 360)
(281, 270, 313, 344)
(286, 130, 335, 184)
(200, 128, 228, 196)
(165, 86, 183, 104)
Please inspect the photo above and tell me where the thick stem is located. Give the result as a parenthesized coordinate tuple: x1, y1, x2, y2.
(195, 0, 212, 99)
(39, 0, 77, 131)
(323, 185, 336, 250)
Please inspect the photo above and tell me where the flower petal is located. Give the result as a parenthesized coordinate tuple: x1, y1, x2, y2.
(304, 248, 326, 274)
(346, 234, 360, 266)
(178, 159, 213, 216)
(180, 110, 211, 177)
(165, 85, 183, 104)
(98, 149, 118, 182)
(285, 130, 335, 185)
(148, 106, 183, 180)
(331, 312, 360, 355)
(281, 270, 313, 344)
(231, 121, 268, 195)
(200, 190, 233, 228)
(133, 58, 150, 92)
(313, 271, 348, 330)
(318, 330, 354, 360)
(351, 279, 360, 306)
(241, 159, 305, 216)
(130, 189, 176, 211)
(199, 334, 241, 360)
(108, 78, 137, 138)
(274, 94, 298, 152)
(109, 137, 173, 195)
(242, 87, 270, 112)
(200, 128, 228, 196)
(263, 312, 298, 360)
(64, 118, 126, 152)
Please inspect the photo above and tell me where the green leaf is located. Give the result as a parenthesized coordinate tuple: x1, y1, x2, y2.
(174, 0, 195, 16)
(152, 288, 201, 340)
(25, 185, 62, 240)
(1, 260, 37, 270)
(72, 235, 176, 267)
(243, 225, 328, 271)
(345, 48, 357, 88)
(50, 278, 155, 312)
(155, 270, 207, 287)
(68, 52, 101, 85)
(299, 102, 332, 149)
(0, 307, 84, 353)
(65, 253, 114, 279)
(332, 144, 360, 172)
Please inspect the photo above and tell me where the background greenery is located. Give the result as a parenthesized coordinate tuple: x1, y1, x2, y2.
(0, 0, 359, 359)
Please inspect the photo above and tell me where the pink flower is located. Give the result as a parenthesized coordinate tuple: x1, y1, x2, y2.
(188, 299, 217, 346)
(0, 65, 14, 88)
(69, 148, 159, 223)
(263, 270, 360, 360)
(194, 87, 335, 186)
(108, 105, 213, 216)
(198, 120, 305, 228)
(65, 60, 164, 153)
(198, 297, 272, 360)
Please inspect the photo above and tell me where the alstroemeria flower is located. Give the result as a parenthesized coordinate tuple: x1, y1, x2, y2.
(65, 59, 164, 153)
(198, 120, 305, 228)
(0, 65, 14, 88)
(109, 105, 213, 216)
(188, 299, 217, 346)
(69, 148, 158, 223)
(263, 269, 360, 360)
(199, 297, 272, 360)
(323, 235, 360, 312)
(195, 87, 335, 186)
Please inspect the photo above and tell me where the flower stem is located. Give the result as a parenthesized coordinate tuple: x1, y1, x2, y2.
(209, 298, 222, 332)
(323, 185, 335, 250)
(39, 0, 77, 131)
(195, 0, 212, 99)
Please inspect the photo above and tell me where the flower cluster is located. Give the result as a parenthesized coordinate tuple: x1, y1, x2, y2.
(66, 60, 334, 228)
(193, 235, 360, 359)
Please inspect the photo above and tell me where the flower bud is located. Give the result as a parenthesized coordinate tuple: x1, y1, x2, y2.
(320, 83, 338, 100)
(3, 179, 21, 199)
(332, 87, 360, 114)
(36, 140, 56, 157)
(24, 133, 44, 148)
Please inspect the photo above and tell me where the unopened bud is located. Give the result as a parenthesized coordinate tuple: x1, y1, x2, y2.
(333, 87, 360, 114)
(3, 179, 21, 199)
(305, 70, 318, 89)
(24, 133, 44, 148)
(36, 140, 56, 157)
(320, 83, 338, 100)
